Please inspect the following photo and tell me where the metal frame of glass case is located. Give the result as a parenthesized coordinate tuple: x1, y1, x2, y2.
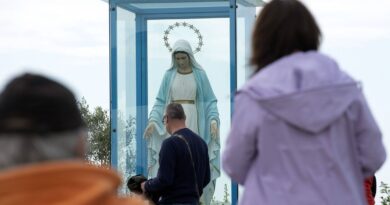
(108, 1, 261, 203)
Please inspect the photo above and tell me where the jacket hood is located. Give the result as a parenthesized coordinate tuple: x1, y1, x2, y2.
(240, 51, 360, 134)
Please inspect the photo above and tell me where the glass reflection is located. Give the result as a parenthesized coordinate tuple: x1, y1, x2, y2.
(147, 19, 230, 204)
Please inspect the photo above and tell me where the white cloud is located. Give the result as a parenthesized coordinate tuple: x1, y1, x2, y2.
(0, 0, 108, 58)
(302, 0, 390, 41)
(0, 0, 109, 109)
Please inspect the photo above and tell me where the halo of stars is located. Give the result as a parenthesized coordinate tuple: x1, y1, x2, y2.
(163, 22, 203, 54)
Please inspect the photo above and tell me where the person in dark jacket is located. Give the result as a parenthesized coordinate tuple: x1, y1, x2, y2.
(142, 103, 210, 205)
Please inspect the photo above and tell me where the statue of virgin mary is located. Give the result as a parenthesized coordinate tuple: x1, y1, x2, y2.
(144, 39, 220, 205)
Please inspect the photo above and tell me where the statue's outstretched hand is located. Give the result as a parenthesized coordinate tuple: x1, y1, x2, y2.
(144, 123, 155, 140)
(210, 120, 219, 140)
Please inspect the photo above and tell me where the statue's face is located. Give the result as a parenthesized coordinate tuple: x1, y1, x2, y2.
(174, 53, 190, 69)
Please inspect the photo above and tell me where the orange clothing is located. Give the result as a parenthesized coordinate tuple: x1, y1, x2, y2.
(0, 161, 148, 205)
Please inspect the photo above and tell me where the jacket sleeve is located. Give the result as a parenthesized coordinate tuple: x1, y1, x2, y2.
(222, 92, 259, 185)
(354, 93, 386, 177)
(145, 140, 176, 193)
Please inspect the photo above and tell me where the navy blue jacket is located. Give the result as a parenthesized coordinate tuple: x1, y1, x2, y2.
(144, 128, 210, 204)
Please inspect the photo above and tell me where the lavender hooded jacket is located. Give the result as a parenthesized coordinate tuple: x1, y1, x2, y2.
(223, 51, 386, 205)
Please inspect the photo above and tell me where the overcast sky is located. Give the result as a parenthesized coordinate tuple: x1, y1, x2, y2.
(1, 0, 389, 203)
(0, 0, 109, 109)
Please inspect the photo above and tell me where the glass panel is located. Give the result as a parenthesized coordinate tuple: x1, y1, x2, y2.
(120, 1, 229, 10)
(237, 0, 265, 7)
(124, 0, 227, 2)
(131, 2, 229, 9)
(237, 3, 256, 88)
(116, 6, 137, 193)
(236, 2, 257, 199)
(146, 18, 232, 204)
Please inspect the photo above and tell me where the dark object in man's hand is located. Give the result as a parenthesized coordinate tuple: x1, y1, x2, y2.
(127, 174, 147, 194)
(128, 174, 160, 204)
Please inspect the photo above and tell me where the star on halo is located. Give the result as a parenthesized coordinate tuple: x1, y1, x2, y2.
(162, 22, 204, 54)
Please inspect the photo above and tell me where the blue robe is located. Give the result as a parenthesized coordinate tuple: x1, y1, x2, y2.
(147, 66, 220, 203)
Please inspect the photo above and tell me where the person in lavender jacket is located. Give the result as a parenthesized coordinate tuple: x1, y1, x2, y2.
(222, 0, 386, 205)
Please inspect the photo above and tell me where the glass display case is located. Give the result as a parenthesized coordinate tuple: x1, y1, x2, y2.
(108, 0, 264, 204)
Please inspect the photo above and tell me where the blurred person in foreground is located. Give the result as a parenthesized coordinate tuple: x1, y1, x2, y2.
(0, 73, 147, 205)
(222, 0, 386, 205)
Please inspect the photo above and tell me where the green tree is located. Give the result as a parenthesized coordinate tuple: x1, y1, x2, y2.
(118, 112, 137, 176)
(78, 97, 110, 165)
(223, 183, 230, 204)
(380, 181, 390, 205)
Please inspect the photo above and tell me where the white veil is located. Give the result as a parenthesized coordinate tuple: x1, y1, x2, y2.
(170, 39, 203, 70)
